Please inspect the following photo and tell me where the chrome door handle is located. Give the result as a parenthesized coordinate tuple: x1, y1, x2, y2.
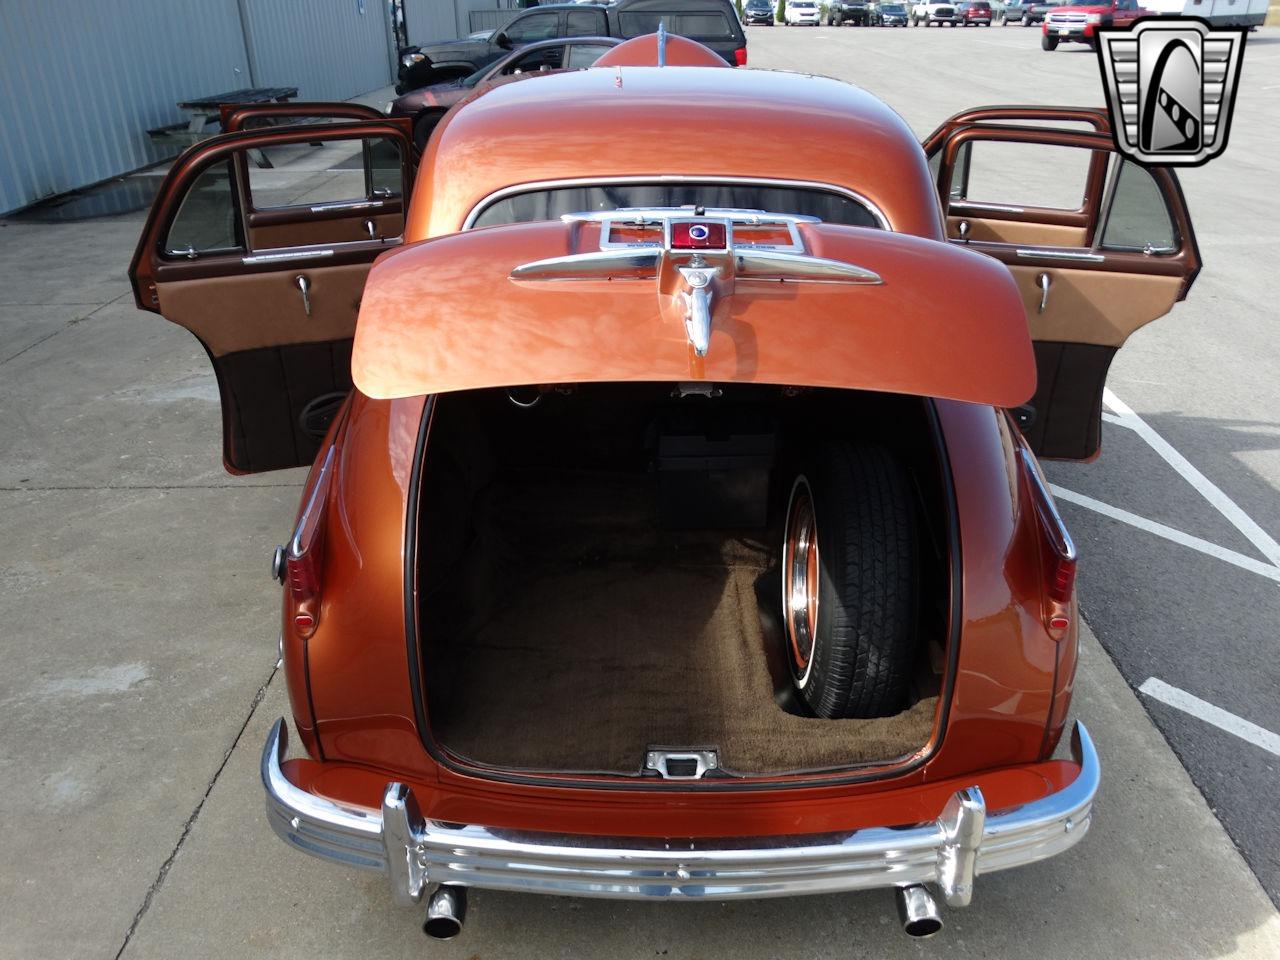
(364, 219, 377, 240)
(1036, 272, 1051, 314)
(295, 275, 311, 317)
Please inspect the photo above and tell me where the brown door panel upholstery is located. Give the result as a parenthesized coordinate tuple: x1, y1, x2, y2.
(1006, 265, 1183, 347)
(946, 216, 1087, 247)
(249, 212, 404, 250)
(155, 263, 370, 356)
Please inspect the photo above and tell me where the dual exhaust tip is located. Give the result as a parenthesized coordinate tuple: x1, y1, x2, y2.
(425, 883, 941, 940)
(896, 884, 944, 938)
(423, 885, 467, 940)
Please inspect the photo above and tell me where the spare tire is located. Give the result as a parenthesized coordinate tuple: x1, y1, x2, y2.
(782, 442, 919, 719)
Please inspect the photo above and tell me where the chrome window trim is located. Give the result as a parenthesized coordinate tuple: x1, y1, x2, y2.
(461, 176, 893, 232)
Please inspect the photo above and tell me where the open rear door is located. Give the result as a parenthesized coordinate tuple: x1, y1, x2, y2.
(926, 108, 1200, 459)
(129, 118, 414, 472)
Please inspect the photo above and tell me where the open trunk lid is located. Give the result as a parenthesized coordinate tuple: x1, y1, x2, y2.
(352, 215, 1034, 405)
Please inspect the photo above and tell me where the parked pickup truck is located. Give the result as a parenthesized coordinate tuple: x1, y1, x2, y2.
(828, 0, 874, 24)
(911, 1, 959, 25)
(1041, 0, 1144, 49)
(397, 0, 747, 92)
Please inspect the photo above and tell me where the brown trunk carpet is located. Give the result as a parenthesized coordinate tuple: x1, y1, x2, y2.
(426, 471, 938, 776)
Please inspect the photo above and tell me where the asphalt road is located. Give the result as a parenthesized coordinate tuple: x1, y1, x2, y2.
(1, 22, 1279, 960)
(745, 21, 1280, 906)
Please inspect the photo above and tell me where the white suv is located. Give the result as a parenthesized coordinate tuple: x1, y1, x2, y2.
(785, 1, 822, 24)
(910, 1, 960, 24)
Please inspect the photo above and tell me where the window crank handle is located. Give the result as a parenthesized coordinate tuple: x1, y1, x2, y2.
(295, 275, 311, 317)
(1036, 272, 1051, 315)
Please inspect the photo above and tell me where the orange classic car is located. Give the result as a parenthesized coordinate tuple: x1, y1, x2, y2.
(128, 34, 1199, 940)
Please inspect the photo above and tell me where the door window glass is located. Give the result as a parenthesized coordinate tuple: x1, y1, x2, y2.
(504, 12, 559, 43)
(502, 45, 565, 74)
(164, 160, 242, 255)
(565, 43, 613, 68)
(247, 136, 403, 210)
(954, 139, 1092, 210)
(565, 9, 607, 35)
(1100, 160, 1177, 252)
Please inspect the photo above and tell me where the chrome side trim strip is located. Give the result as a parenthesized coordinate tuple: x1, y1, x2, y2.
(1015, 248, 1107, 263)
(462, 175, 892, 232)
(242, 248, 335, 265)
(262, 719, 1099, 903)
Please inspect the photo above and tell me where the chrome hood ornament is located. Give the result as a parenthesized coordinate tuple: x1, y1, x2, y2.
(510, 207, 883, 358)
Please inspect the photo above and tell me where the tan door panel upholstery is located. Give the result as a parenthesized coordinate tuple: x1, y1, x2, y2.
(250, 213, 404, 250)
(1007, 265, 1183, 347)
(156, 262, 370, 356)
(946, 216, 1087, 247)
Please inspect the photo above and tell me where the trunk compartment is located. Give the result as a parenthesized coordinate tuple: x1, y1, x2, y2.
(417, 383, 952, 779)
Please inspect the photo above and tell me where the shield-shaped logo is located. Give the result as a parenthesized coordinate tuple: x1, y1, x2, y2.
(1096, 17, 1247, 166)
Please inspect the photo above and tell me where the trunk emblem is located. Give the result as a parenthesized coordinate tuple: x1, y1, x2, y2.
(509, 208, 883, 360)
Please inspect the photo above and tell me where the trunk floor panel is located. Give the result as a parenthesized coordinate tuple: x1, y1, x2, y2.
(429, 475, 939, 773)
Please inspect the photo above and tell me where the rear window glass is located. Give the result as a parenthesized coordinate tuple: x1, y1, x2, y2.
(619, 12, 737, 39)
(470, 182, 882, 230)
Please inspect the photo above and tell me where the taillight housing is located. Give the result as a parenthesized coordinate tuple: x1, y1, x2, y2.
(285, 445, 336, 638)
(1020, 447, 1077, 637)
(734, 46, 748, 66)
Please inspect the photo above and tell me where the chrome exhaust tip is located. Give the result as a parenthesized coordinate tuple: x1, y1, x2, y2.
(896, 884, 943, 938)
(423, 885, 467, 940)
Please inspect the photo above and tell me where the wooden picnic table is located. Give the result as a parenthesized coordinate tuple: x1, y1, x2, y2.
(148, 86, 299, 164)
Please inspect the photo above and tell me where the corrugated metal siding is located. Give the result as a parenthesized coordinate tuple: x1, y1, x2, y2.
(0, 0, 401, 214)
(402, 0, 518, 46)
(240, 0, 394, 102)
(0, 0, 251, 213)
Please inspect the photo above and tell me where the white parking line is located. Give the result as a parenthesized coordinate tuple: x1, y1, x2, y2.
(1140, 677, 1280, 757)
(1103, 388, 1280, 569)
(1049, 485, 1280, 583)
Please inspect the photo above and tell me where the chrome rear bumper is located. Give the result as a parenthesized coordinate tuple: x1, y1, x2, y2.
(262, 719, 1098, 906)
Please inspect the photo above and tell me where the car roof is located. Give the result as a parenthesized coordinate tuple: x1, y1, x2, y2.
(410, 66, 943, 240)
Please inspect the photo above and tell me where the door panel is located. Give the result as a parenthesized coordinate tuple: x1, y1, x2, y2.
(129, 118, 414, 473)
(155, 263, 371, 355)
(928, 119, 1199, 459)
(249, 210, 404, 249)
(947, 215, 1087, 247)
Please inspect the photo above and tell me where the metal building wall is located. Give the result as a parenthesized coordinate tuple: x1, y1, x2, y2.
(402, 0, 518, 46)
(0, 0, 251, 214)
(0, 0, 401, 214)
(239, 0, 395, 102)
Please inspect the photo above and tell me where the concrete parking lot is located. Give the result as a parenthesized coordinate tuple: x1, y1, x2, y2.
(2, 23, 1280, 960)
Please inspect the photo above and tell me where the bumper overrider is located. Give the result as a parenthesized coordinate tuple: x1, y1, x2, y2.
(262, 719, 1098, 906)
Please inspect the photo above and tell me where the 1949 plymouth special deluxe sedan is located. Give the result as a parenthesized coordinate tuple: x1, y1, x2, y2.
(128, 33, 1199, 940)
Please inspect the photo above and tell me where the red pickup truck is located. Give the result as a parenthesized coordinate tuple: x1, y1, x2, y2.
(1041, 0, 1145, 49)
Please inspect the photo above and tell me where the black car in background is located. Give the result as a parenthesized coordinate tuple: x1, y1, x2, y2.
(743, 0, 776, 24)
(396, 0, 747, 93)
(389, 37, 620, 149)
(879, 2, 910, 24)
(998, 0, 1037, 22)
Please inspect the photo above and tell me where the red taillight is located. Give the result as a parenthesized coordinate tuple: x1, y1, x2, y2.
(286, 446, 336, 637)
(734, 47, 747, 66)
(1020, 448, 1077, 632)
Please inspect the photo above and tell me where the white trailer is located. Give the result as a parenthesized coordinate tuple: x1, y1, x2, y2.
(1142, 0, 1268, 27)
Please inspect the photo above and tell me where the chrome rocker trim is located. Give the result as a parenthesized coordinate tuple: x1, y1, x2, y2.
(263, 719, 1098, 906)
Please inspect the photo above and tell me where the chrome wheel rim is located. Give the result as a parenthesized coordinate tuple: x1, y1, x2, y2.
(783, 477, 820, 686)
